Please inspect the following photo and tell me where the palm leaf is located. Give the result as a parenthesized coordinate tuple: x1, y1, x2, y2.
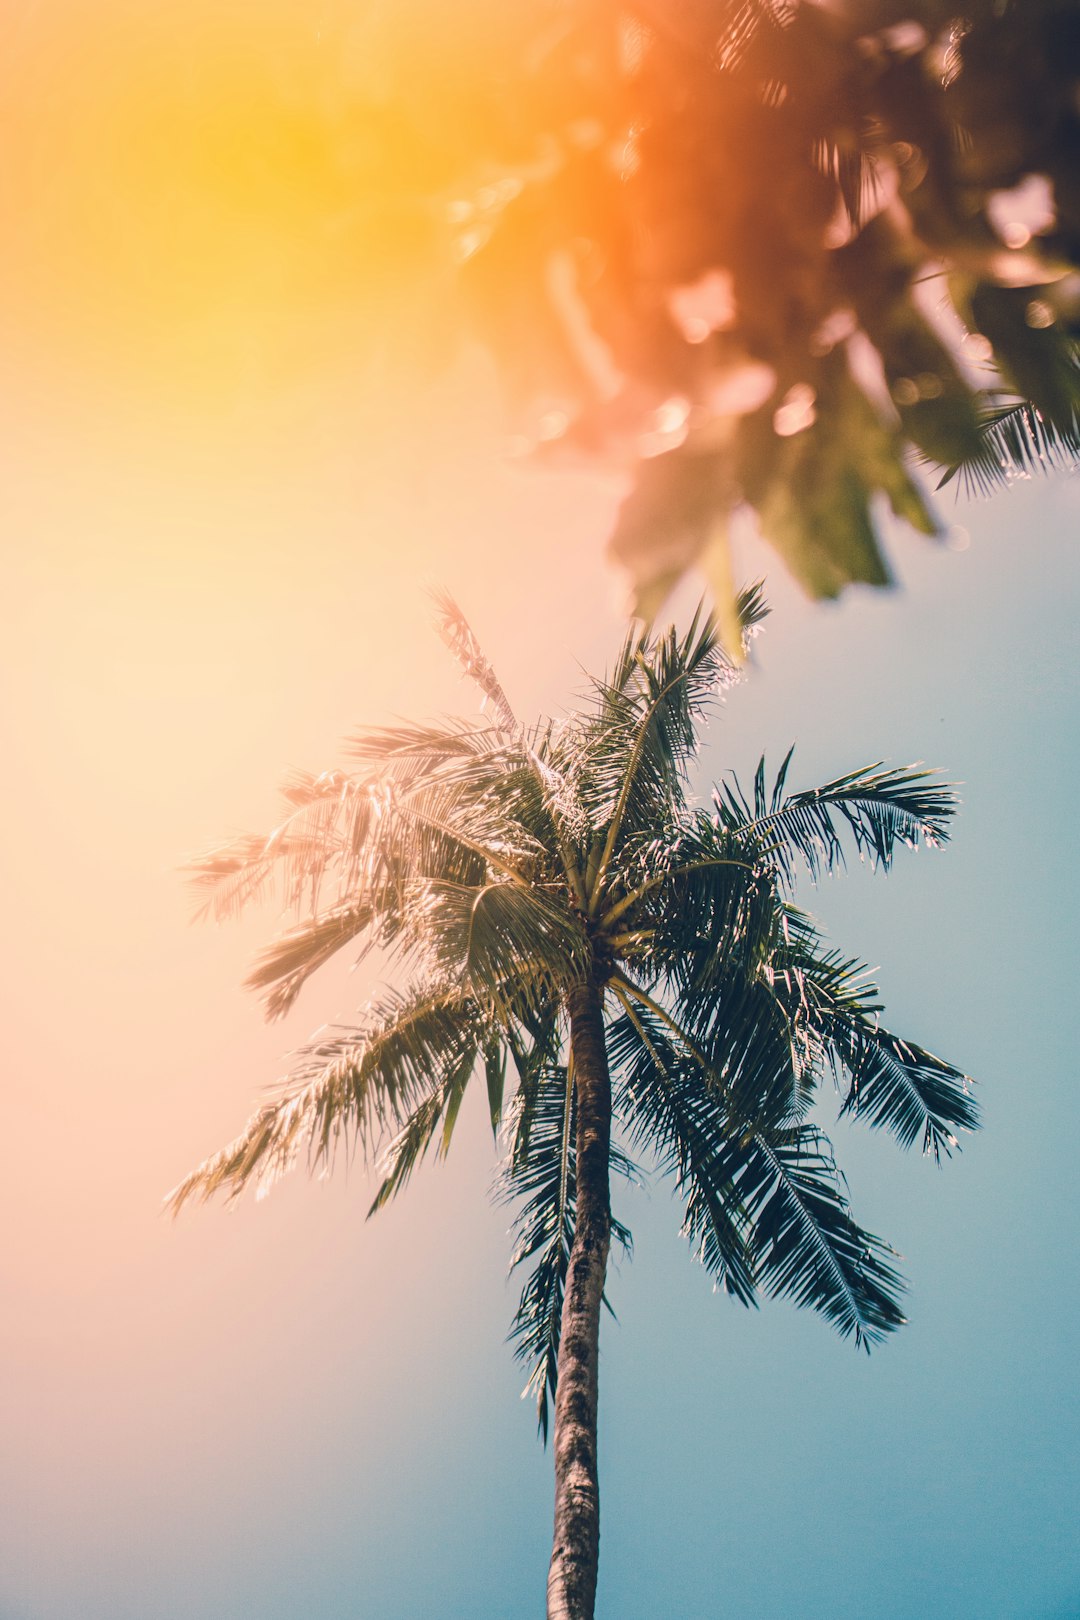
(347, 720, 557, 845)
(417, 877, 587, 1017)
(502, 1061, 576, 1442)
(245, 901, 376, 1020)
(633, 817, 774, 965)
(348, 682, 587, 915)
(187, 771, 370, 922)
(367, 1035, 485, 1214)
(596, 815, 758, 940)
(347, 715, 509, 768)
(580, 595, 765, 908)
(610, 995, 903, 1342)
(936, 399, 1080, 497)
(716, 755, 957, 885)
(743, 1125, 906, 1347)
(611, 828, 800, 1136)
(755, 913, 979, 1158)
(188, 727, 549, 943)
(675, 961, 817, 1134)
(835, 1026, 978, 1160)
(430, 589, 519, 734)
(609, 844, 807, 1138)
(165, 984, 484, 1212)
(647, 874, 978, 1159)
(377, 773, 542, 887)
(609, 997, 758, 1307)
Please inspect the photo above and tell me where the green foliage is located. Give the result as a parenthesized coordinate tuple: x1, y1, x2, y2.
(171, 599, 976, 1435)
(355, 0, 1080, 619)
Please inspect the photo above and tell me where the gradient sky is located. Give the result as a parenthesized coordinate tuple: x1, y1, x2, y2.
(2, 6, 1078, 1619)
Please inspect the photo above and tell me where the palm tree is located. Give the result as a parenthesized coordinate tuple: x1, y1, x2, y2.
(169, 594, 977, 1620)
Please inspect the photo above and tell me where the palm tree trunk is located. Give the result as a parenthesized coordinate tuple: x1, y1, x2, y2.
(547, 979, 612, 1620)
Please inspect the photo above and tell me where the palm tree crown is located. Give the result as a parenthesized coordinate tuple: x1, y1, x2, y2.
(170, 594, 976, 1619)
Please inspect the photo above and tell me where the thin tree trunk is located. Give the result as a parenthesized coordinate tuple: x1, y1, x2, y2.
(547, 979, 612, 1620)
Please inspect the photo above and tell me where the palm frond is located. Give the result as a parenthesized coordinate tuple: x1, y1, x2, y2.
(367, 1036, 484, 1214)
(482, 1037, 507, 1137)
(629, 817, 775, 967)
(347, 720, 549, 833)
(610, 995, 903, 1342)
(610, 827, 801, 1136)
(597, 820, 757, 939)
(187, 771, 368, 923)
(346, 716, 508, 767)
(744, 1125, 906, 1347)
(245, 901, 375, 1020)
(417, 877, 587, 1018)
(609, 997, 758, 1307)
(165, 984, 484, 1212)
(502, 1009, 564, 1166)
(431, 590, 518, 734)
(936, 399, 1080, 497)
(616, 881, 810, 1138)
(649, 881, 977, 1160)
(581, 598, 765, 908)
(380, 773, 542, 887)
(836, 1026, 978, 1160)
(349, 704, 589, 917)
(751, 913, 979, 1158)
(188, 728, 550, 947)
(502, 1062, 575, 1443)
(610, 940, 907, 1345)
(677, 964, 818, 1134)
(715, 755, 957, 885)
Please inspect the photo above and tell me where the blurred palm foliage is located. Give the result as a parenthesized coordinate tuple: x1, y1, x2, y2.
(336, 0, 1080, 626)
(16, 1, 1075, 621)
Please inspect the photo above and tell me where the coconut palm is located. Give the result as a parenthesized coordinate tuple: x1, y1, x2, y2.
(169, 594, 977, 1620)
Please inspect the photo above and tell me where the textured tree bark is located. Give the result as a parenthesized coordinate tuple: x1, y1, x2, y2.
(547, 979, 612, 1620)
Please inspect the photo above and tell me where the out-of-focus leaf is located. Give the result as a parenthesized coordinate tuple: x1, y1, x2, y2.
(938, 398, 1080, 496)
(737, 352, 941, 600)
(608, 449, 738, 623)
(429, 0, 1080, 613)
(968, 284, 1080, 435)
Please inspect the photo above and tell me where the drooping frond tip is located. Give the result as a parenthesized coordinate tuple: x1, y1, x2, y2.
(429, 588, 518, 734)
(716, 755, 958, 886)
(716, 579, 770, 670)
(937, 399, 1080, 498)
(731, 580, 770, 643)
(674, 582, 770, 670)
(165, 984, 487, 1215)
(608, 997, 908, 1348)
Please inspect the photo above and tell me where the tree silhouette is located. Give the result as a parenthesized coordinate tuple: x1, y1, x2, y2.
(170, 596, 977, 1619)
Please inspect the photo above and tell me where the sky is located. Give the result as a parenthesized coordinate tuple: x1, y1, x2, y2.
(1, 6, 1079, 1619)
